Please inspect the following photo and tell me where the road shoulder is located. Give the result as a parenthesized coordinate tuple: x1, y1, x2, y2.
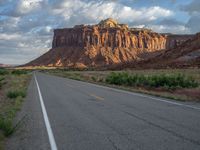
(5, 76, 50, 150)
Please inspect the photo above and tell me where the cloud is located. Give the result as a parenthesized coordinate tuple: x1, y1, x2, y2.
(149, 24, 190, 34)
(146, 18, 190, 34)
(0, 33, 21, 40)
(0, 33, 52, 64)
(16, 0, 43, 15)
(0, 0, 46, 17)
(50, 0, 173, 26)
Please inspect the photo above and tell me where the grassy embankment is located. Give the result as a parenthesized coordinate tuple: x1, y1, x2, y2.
(0, 69, 31, 149)
(46, 68, 200, 101)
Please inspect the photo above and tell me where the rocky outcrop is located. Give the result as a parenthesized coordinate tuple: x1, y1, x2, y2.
(164, 34, 194, 49)
(26, 18, 196, 68)
(132, 32, 200, 69)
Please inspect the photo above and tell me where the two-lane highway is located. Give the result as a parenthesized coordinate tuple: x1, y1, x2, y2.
(7, 72, 200, 150)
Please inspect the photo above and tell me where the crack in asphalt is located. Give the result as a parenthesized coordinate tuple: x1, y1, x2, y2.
(122, 110, 200, 146)
(107, 137, 122, 150)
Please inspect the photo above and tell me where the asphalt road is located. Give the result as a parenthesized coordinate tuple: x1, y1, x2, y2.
(7, 72, 200, 150)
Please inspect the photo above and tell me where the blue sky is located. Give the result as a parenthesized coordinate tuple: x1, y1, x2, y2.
(0, 0, 200, 64)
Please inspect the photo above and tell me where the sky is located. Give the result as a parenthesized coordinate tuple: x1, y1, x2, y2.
(0, 0, 200, 65)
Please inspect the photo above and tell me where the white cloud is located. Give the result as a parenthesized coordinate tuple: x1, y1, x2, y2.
(0, 17, 20, 33)
(16, 0, 43, 15)
(0, 0, 46, 17)
(0, 33, 21, 40)
(149, 25, 190, 34)
(51, 0, 173, 25)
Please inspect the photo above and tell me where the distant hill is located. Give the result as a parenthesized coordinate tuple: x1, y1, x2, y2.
(0, 63, 11, 68)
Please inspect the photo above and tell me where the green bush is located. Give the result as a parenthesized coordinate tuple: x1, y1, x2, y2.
(105, 72, 199, 89)
(7, 90, 26, 99)
(11, 70, 27, 75)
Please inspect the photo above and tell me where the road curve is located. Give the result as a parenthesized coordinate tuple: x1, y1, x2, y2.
(6, 72, 200, 150)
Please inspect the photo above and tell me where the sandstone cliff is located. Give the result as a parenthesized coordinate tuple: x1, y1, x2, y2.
(26, 18, 195, 68)
(164, 34, 194, 49)
(127, 32, 200, 69)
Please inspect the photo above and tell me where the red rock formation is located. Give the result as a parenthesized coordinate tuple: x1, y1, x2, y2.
(131, 32, 200, 69)
(25, 18, 196, 68)
(164, 34, 194, 49)
(52, 25, 167, 51)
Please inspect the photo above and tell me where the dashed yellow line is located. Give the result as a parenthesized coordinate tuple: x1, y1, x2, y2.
(89, 94, 104, 101)
(66, 84, 82, 88)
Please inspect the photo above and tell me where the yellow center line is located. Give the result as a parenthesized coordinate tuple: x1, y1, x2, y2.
(65, 84, 83, 88)
(89, 93, 105, 101)
(66, 84, 75, 88)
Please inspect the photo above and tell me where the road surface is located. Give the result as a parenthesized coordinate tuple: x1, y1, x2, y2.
(7, 72, 200, 150)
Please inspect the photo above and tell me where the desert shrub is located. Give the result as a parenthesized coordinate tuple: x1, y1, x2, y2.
(0, 77, 5, 88)
(0, 77, 4, 81)
(91, 76, 97, 82)
(105, 72, 198, 89)
(0, 116, 14, 136)
(11, 70, 27, 75)
(98, 78, 104, 82)
(0, 68, 9, 75)
(7, 90, 26, 99)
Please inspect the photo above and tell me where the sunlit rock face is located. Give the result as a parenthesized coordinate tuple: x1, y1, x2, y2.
(26, 18, 195, 68)
(52, 18, 167, 51)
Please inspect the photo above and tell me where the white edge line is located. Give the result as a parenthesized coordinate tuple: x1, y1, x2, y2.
(66, 78, 200, 111)
(34, 74, 58, 150)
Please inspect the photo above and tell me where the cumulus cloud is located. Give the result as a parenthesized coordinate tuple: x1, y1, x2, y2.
(50, 0, 173, 26)
(0, 0, 46, 17)
(0, 33, 52, 64)
(16, 0, 43, 14)
(149, 25, 190, 34)
(147, 18, 190, 34)
(0, 33, 21, 40)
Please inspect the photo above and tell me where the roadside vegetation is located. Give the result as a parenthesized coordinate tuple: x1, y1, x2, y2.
(46, 68, 200, 101)
(105, 72, 198, 89)
(0, 68, 30, 149)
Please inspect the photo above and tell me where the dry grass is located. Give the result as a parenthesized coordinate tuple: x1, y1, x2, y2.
(0, 69, 31, 149)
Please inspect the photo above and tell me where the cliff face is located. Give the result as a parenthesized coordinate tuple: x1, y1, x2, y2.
(133, 32, 200, 69)
(52, 26, 167, 51)
(26, 18, 195, 68)
(164, 34, 194, 49)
